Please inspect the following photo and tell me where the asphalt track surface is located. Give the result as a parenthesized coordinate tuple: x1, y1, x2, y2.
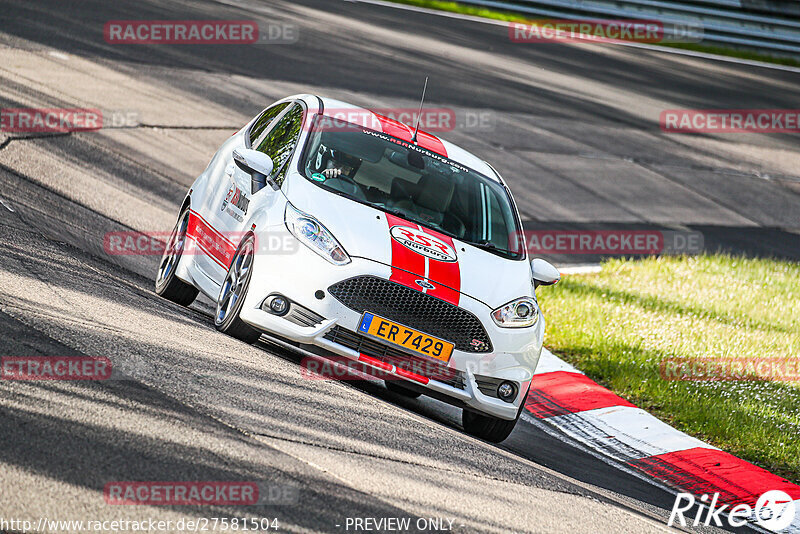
(0, 0, 799, 532)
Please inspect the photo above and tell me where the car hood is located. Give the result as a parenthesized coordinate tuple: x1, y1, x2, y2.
(285, 174, 533, 309)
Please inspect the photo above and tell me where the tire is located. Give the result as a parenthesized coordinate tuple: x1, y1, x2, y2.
(385, 380, 422, 398)
(214, 235, 262, 344)
(463, 382, 531, 443)
(462, 409, 519, 443)
(155, 207, 199, 307)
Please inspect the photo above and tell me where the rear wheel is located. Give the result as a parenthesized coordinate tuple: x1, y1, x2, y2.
(385, 380, 422, 398)
(155, 208, 199, 306)
(215, 235, 261, 344)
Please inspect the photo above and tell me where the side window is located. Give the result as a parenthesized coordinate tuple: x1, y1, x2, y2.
(255, 104, 304, 186)
(248, 102, 290, 147)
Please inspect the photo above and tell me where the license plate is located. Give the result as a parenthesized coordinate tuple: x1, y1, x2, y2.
(358, 312, 454, 363)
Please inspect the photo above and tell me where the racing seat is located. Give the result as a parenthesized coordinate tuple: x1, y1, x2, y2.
(389, 176, 466, 238)
(390, 177, 419, 205)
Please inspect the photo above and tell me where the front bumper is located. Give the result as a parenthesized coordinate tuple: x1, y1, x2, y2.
(239, 228, 544, 420)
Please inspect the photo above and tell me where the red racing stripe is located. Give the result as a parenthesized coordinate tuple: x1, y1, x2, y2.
(525, 371, 636, 418)
(415, 130, 448, 158)
(187, 210, 236, 269)
(629, 447, 800, 506)
(419, 226, 461, 305)
(385, 214, 462, 305)
(374, 114, 413, 142)
(386, 213, 425, 290)
(373, 114, 448, 157)
(395, 366, 430, 384)
(359, 353, 393, 372)
(189, 210, 234, 246)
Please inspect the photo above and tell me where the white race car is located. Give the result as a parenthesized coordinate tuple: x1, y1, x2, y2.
(155, 94, 560, 442)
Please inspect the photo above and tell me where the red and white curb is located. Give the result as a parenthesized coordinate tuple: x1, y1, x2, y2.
(528, 349, 800, 532)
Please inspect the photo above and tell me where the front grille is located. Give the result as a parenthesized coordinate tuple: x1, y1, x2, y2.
(328, 276, 492, 353)
(324, 326, 466, 390)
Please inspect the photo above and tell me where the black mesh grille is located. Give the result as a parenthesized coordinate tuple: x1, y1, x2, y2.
(323, 326, 466, 389)
(328, 276, 492, 353)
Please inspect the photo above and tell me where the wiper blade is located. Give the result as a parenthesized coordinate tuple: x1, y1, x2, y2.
(469, 239, 499, 251)
(376, 206, 460, 241)
(384, 207, 406, 218)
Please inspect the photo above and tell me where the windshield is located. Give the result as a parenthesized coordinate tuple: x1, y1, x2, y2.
(301, 115, 525, 259)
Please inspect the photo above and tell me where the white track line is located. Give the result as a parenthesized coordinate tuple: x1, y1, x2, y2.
(347, 0, 800, 73)
(0, 198, 15, 212)
(535, 348, 584, 374)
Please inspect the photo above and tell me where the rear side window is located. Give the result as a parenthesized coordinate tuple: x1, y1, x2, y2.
(255, 104, 304, 186)
(248, 102, 290, 146)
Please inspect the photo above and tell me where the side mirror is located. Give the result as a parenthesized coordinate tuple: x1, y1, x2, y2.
(531, 258, 560, 288)
(233, 148, 276, 193)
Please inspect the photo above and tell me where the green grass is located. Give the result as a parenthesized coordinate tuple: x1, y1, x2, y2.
(387, 0, 528, 22)
(387, 0, 800, 67)
(537, 255, 800, 483)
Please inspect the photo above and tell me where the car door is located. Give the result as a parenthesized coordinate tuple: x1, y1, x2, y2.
(195, 101, 291, 282)
(223, 101, 305, 229)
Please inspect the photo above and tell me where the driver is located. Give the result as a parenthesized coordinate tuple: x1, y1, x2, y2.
(318, 146, 362, 180)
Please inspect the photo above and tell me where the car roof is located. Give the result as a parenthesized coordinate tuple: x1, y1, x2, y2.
(287, 94, 502, 184)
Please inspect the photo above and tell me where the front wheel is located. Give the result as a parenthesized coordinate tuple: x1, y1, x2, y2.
(155, 208, 199, 306)
(215, 235, 261, 344)
(462, 409, 520, 443)
(385, 380, 422, 398)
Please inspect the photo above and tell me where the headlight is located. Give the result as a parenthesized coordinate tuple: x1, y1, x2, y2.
(491, 297, 539, 328)
(285, 203, 350, 265)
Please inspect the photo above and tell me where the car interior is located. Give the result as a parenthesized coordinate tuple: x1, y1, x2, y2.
(304, 124, 520, 255)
